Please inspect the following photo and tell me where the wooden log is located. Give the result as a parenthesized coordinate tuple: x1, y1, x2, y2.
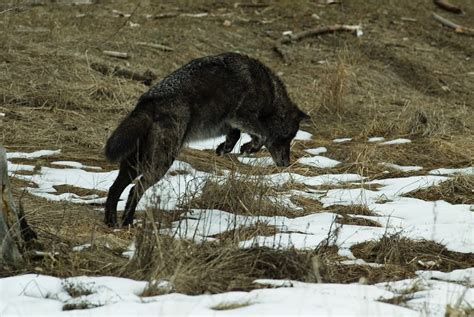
(277, 24, 362, 45)
(433, 0, 463, 14)
(91, 63, 157, 86)
(0, 147, 30, 266)
(136, 41, 174, 52)
(102, 50, 130, 59)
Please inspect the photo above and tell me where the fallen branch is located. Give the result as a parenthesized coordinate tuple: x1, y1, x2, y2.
(277, 24, 362, 45)
(136, 41, 174, 52)
(432, 12, 474, 35)
(234, 2, 270, 8)
(102, 50, 129, 59)
(91, 63, 157, 86)
(433, 0, 463, 14)
(273, 24, 362, 61)
(147, 12, 179, 19)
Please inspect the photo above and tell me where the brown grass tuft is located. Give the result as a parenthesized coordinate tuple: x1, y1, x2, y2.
(351, 233, 474, 272)
(405, 175, 474, 205)
(124, 216, 318, 294)
(320, 57, 348, 116)
(184, 174, 302, 218)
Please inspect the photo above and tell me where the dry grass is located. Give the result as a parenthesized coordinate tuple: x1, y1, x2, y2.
(124, 215, 318, 295)
(319, 57, 349, 116)
(351, 233, 474, 272)
(211, 300, 254, 311)
(336, 215, 381, 227)
(211, 221, 280, 242)
(405, 175, 474, 205)
(184, 174, 303, 218)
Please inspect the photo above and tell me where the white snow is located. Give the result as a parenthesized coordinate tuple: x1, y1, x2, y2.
(6, 149, 61, 159)
(416, 268, 474, 284)
(238, 156, 274, 167)
(187, 130, 312, 151)
(294, 130, 312, 141)
(377, 277, 473, 317)
(333, 138, 352, 143)
(381, 163, 423, 172)
(304, 147, 327, 155)
(368, 137, 385, 142)
(297, 156, 341, 168)
(2, 274, 471, 316)
(429, 167, 474, 176)
(381, 138, 412, 145)
(72, 244, 91, 252)
(4, 147, 474, 317)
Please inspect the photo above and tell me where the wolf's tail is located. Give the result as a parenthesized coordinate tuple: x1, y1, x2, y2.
(105, 102, 154, 162)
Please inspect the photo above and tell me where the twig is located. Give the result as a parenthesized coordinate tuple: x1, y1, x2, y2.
(277, 24, 362, 45)
(433, 0, 463, 14)
(432, 12, 474, 35)
(90, 63, 157, 86)
(136, 41, 174, 52)
(147, 12, 179, 19)
(0, 5, 23, 15)
(104, 2, 140, 45)
(234, 2, 270, 8)
(273, 24, 362, 61)
(102, 50, 129, 59)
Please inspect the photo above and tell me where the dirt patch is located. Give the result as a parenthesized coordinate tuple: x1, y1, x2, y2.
(405, 175, 474, 205)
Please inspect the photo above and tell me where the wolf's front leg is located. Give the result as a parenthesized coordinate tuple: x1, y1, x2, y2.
(240, 135, 263, 154)
(216, 128, 241, 155)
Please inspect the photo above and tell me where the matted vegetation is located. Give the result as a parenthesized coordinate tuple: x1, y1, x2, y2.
(351, 233, 474, 272)
(405, 175, 474, 205)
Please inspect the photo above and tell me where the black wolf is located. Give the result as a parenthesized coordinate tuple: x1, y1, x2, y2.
(104, 52, 310, 227)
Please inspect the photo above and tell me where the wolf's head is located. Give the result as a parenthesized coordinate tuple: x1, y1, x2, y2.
(265, 106, 310, 167)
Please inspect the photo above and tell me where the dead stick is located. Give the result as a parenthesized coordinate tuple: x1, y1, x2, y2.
(102, 50, 129, 59)
(151, 12, 180, 19)
(234, 3, 270, 8)
(433, 0, 463, 14)
(432, 13, 474, 35)
(136, 42, 174, 52)
(277, 24, 362, 45)
(91, 63, 157, 86)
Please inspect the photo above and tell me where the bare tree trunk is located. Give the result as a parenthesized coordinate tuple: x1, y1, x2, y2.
(0, 146, 29, 267)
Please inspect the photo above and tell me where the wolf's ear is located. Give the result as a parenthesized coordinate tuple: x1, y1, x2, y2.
(298, 110, 311, 123)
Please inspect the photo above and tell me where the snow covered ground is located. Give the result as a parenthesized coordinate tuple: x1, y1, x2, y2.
(0, 270, 471, 317)
(3, 132, 473, 316)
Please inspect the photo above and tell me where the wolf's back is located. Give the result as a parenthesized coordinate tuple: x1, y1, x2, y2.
(105, 104, 153, 162)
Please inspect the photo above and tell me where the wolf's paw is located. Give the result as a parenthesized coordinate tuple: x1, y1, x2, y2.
(240, 141, 260, 154)
(104, 218, 117, 228)
(216, 142, 233, 156)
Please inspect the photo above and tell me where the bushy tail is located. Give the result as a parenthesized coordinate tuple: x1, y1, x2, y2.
(105, 104, 153, 162)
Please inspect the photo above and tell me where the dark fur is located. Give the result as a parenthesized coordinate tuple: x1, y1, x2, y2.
(104, 52, 309, 227)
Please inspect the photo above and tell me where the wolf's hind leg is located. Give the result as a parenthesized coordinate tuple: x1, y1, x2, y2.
(122, 121, 185, 227)
(105, 157, 139, 227)
(240, 135, 263, 154)
(216, 128, 241, 155)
